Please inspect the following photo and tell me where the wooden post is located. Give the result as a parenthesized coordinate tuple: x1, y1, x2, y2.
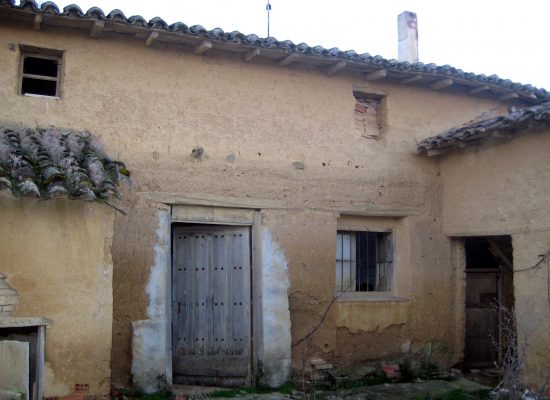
(37, 325, 45, 400)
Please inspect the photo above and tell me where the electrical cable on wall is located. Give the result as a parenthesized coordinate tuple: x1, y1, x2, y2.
(512, 249, 550, 308)
(294, 249, 550, 349)
(291, 278, 356, 348)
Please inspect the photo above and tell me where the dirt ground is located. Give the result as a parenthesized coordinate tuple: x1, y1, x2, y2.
(172, 378, 490, 400)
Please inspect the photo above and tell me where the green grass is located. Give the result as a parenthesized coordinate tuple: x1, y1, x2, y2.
(142, 390, 172, 400)
(414, 389, 492, 400)
(209, 383, 293, 398)
(208, 389, 240, 398)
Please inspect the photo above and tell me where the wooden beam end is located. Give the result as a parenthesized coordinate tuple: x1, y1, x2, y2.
(364, 69, 387, 81)
(430, 78, 453, 90)
(145, 31, 160, 48)
(278, 53, 301, 66)
(469, 85, 490, 94)
(325, 61, 347, 76)
(243, 48, 261, 62)
(401, 74, 423, 85)
(194, 40, 213, 55)
(90, 20, 105, 39)
(498, 92, 520, 101)
(33, 14, 42, 31)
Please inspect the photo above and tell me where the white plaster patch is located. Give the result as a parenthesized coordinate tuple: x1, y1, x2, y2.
(132, 209, 170, 393)
(146, 211, 170, 320)
(401, 339, 412, 353)
(131, 320, 166, 393)
(259, 228, 292, 388)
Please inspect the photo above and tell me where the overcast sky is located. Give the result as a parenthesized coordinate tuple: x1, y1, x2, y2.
(32, 0, 550, 90)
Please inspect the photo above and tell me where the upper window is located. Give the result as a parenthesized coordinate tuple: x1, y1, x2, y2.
(336, 230, 393, 293)
(19, 46, 63, 97)
(353, 91, 383, 139)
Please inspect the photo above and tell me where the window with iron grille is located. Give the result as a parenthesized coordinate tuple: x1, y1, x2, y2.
(19, 46, 63, 97)
(335, 231, 393, 292)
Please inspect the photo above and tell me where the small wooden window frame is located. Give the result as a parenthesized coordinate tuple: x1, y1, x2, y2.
(18, 45, 63, 98)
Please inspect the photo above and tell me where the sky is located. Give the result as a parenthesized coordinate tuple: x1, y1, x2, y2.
(31, 0, 550, 90)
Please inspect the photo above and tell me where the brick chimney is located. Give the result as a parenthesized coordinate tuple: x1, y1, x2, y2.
(398, 11, 418, 63)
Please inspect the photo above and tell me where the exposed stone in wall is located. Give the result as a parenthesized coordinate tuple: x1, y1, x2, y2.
(0, 274, 19, 316)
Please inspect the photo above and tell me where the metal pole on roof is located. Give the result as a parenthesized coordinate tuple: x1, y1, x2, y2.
(266, 0, 272, 37)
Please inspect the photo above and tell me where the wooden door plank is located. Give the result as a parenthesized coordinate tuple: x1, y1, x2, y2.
(206, 232, 215, 355)
(212, 233, 224, 355)
(232, 230, 244, 355)
(188, 234, 197, 354)
(197, 233, 208, 355)
(183, 233, 192, 354)
(242, 229, 251, 360)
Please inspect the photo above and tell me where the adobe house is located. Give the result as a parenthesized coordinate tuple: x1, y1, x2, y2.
(0, 1, 548, 396)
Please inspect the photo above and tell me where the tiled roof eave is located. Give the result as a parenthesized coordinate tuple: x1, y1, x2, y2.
(0, 125, 130, 206)
(0, 0, 548, 104)
(417, 101, 550, 155)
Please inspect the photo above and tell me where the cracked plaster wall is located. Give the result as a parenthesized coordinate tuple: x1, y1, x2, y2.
(0, 199, 114, 396)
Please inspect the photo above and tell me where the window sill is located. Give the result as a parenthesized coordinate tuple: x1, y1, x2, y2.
(23, 93, 60, 99)
(335, 292, 409, 302)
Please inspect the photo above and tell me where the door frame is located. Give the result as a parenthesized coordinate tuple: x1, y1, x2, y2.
(166, 205, 262, 387)
(452, 235, 514, 370)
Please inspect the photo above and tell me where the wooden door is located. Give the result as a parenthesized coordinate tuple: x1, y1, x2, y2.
(465, 271, 499, 368)
(172, 226, 252, 386)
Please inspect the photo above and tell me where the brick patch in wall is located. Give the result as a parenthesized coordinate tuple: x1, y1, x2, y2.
(74, 384, 89, 394)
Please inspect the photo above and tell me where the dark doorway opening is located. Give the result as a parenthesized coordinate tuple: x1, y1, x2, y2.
(464, 236, 514, 369)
